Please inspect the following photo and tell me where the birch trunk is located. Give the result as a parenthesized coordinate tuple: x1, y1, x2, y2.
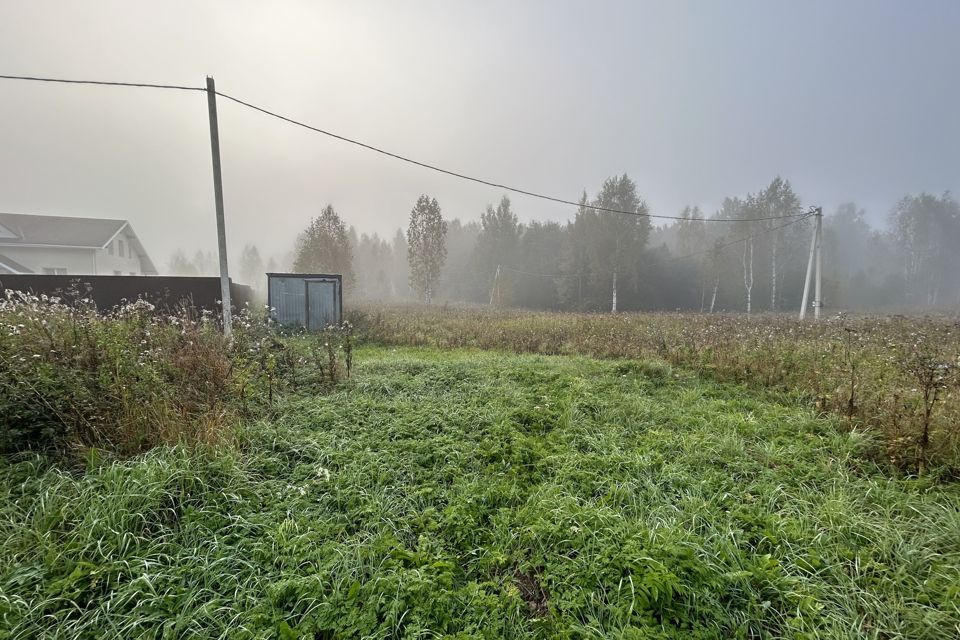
(611, 269, 618, 313)
(710, 273, 719, 313)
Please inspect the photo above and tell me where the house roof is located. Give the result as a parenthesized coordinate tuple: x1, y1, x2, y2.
(0, 212, 128, 248)
(0, 212, 157, 275)
(0, 253, 33, 274)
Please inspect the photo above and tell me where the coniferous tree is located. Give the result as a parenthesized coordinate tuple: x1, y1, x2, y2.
(293, 205, 354, 283)
(238, 244, 265, 293)
(474, 196, 521, 305)
(353, 233, 393, 300)
(572, 175, 650, 312)
(438, 219, 482, 302)
(515, 220, 565, 309)
(823, 203, 892, 308)
(558, 192, 592, 309)
(391, 229, 411, 299)
(167, 249, 198, 275)
(190, 250, 217, 276)
(675, 206, 709, 310)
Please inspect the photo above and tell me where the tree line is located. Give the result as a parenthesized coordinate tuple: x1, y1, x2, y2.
(169, 174, 960, 312)
(167, 246, 277, 299)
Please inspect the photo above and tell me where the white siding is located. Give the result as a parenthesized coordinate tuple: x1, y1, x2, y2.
(0, 247, 96, 274)
(96, 233, 145, 274)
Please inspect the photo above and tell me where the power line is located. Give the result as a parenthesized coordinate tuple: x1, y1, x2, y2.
(668, 211, 816, 262)
(500, 265, 580, 279)
(0, 73, 810, 224)
(0, 74, 204, 92)
(214, 90, 805, 223)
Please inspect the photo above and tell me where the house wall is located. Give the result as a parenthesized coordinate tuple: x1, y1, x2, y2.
(0, 247, 96, 274)
(97, 231, 147, 274)
(0, 234, 149, 276)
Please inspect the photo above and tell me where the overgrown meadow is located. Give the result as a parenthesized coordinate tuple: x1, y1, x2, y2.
(0, 289, 352, 458)
(1, 295, 959, 638)
(353, 305, 960, 478)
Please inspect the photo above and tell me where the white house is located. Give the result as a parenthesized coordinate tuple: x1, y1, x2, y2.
(0, 213, 157, 276)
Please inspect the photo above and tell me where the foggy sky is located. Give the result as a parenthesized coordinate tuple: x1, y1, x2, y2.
(1, 0, 957, 267)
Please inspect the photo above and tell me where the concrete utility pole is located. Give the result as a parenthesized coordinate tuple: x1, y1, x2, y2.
(489, 264, 501, 307)
(205, 76, 232, 336)
(799, 206, 823, 320)
(814, 207, 823, 320)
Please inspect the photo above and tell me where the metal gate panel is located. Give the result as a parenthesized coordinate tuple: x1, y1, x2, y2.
(268, 276, 307, 326)
(306, 278, 339, 330)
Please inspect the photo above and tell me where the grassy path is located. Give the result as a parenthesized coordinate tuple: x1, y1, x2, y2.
(2, 347, 958, 638)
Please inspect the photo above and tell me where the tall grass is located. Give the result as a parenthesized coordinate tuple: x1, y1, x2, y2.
(352, 305, 960, 477)
(0, 290, 353, 459)
(2, 347, 957, 638)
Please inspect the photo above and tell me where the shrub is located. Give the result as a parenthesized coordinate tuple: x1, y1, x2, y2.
(0, 291, 349, 459)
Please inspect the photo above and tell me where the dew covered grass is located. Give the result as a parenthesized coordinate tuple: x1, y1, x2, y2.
(352, 306, 960, 476)
(2, 346, 958, 638)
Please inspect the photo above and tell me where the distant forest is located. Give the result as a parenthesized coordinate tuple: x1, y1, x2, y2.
(168, 175, 960, 313)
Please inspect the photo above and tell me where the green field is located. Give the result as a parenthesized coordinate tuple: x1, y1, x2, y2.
(2, 346, 958, 639)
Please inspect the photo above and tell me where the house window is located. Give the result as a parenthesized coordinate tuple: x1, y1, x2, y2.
(118, 239, 125, 257)
(43, 267, 68, 275)
(114, 270, 122, 276)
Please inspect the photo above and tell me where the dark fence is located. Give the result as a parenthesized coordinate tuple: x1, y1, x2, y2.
(0, 274, 254, 314)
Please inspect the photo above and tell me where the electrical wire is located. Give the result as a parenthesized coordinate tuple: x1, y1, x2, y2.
(500, 265, 580, 279)
(0, 73, 813, 225)
(214, 90, 807, 223)
(0, 74, 204, 92)
(668, 211, 816, 262)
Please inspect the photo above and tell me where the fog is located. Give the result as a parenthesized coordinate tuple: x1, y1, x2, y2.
(1, 1, 957, 310)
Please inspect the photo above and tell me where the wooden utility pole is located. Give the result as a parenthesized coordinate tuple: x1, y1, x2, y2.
(799, 207, 823, 320)
(205, 76, 232, 336)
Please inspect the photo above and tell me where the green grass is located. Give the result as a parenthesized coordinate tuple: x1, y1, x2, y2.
(2, 346, 959, 638)
(351, 306, 960, 475)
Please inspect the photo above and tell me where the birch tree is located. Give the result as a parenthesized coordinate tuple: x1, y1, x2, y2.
(406, 195, 447, 303)
(573, 175, 649, 312)
(889, 192, 960, 306)
(742, 236, 754, 315)
(759, 177, 802, 311)
(708, 238, 723, 313)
